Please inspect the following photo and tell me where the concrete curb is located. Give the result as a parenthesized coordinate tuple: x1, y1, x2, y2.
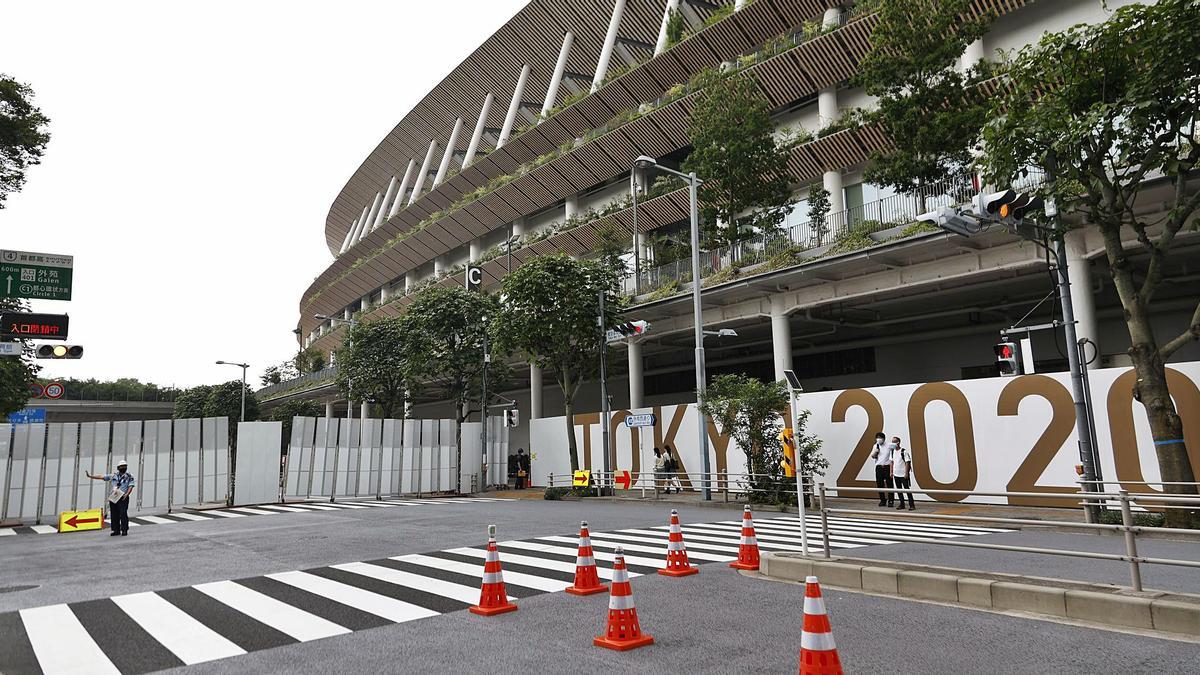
(760, 553, 1200, 637)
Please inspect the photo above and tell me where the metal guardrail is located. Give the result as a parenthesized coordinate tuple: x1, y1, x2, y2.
(817, 483, 1200, 592)
(544, 470, 815, 503)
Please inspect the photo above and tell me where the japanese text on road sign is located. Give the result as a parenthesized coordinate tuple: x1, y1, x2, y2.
(0, 250, 73, 301)
(624, 413, 656, 428)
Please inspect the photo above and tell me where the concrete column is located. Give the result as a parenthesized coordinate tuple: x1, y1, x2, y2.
(497, 64, 531, 148)
(348, 205, 370, 247)
(325, 402, 334, 419)
(388, 159, 417, 218)
(511, 216, 526, 238)
(592, 0, 628, 92)
(655, 0, 681, 55)
(408, 139, 439, 205)
(823, 170, 844, 214)
(380, 283, 391, 303)
(433, 117, 464, 186)
(1066, 229, 1100, 369)
(627, 341, 644, 409)
(736, 0, 748, 9)
(360, 191, 384, 241)
(771, 295, 793, 382)
(961, 39, 985, 72)
(375, 176, 400, 230)
(360, 401, 370, 424)
(542, 33, 574, 118)
(822, 6, 840, 27)
(469, 239, 482, 262)
(463, 93, 494, 169)
(565, 194, 579, 220)
(818, 87, 838, 127)
(343, 307, 353, 321)
(338, 218, 357, 254)
(405, 270, 416, 294)
(434, 256, 444, 277)
(529, 363, 543, 419)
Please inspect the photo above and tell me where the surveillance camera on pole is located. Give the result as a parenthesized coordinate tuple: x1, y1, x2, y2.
(916, 206, 984, 237)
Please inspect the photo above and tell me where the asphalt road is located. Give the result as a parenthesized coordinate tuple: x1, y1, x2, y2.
(2, 495, 1197, 674)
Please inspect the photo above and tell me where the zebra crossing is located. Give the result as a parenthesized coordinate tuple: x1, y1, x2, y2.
(0, 513, 1005, 674)
(0, 497, 514, 536)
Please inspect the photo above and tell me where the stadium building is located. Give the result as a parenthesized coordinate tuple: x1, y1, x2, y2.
(272, 0, 1200, 460)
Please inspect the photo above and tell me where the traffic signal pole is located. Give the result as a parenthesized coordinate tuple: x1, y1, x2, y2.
(598, 290, 612, 489)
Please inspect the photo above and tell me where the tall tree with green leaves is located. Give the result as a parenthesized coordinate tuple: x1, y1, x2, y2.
(203, 380, 260, 423)
(403, 285, 506, 491)
(174, 385, 212, 419)
(0, 298, 39, 415)
(854, 0, 991, 194)
(1, 74, 51, 208)
(981, 0, 1200, 522)
(698, 374, 826, 505)
(334, 315, 418, 420)
(495, 254, 621, 472)
(682, 74, 795, 248)
(267, 399, 323, 451)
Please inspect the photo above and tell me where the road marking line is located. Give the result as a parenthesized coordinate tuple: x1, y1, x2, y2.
(331, 561, 503, 604)
(447, 546, 629, 581)
(204, 510, 247, 518)
(542, 534, 734, 562)
(137, 515, 178, 525)
(266, 571, 438, 623)
(392, 553, 570, 593)
(20, 604, 120, 675)
(113, 591, 245, 665)
(515, 538, 666, 570)
(170, 513, 211, 521)
(228, 507, 278, 516)
(322, 503, 369, 509)
(594, 530, 743, 554)
(0, 528, 15, 536)
(30, 525, 57, 534)
(194, 580, 350, 642)
(257, 505, 312, 513)
(287, 503, 342, 511)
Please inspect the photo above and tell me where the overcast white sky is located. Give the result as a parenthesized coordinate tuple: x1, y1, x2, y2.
(1, 0, 527, 389)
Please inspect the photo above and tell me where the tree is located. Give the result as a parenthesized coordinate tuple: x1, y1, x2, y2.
(1, 74, 51, 208)
(403, 285, 506, 492)
(698, 374, 826, 505)
(664, 8, 686, 50)
(806, 186, 831, 241)
(495, 254, 621, 472)
(682, 74, 795, 248)
(174, 385, 212, 419)
(854, 0, 991, 195)
(260, 366, 284, 387)
(980, 0, 1200, 522)
(296, 346, 325, 374)
(203, 380, 259, 422)
(334, 316, 418, 420)
(0, 298, 39, 415)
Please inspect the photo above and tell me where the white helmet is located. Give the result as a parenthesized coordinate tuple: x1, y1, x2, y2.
(116, 459, 128, 468)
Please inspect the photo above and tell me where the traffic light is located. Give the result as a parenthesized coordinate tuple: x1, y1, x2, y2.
(503, 408, 519, 428)
(613, 320, 649, 337)
(980, 190, 1044, 226)
(35, 344, 83, 359)
(994, 340, 1021, 376)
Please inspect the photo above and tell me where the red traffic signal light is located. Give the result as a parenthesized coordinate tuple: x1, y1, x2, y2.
(994, 340, 1020, 376)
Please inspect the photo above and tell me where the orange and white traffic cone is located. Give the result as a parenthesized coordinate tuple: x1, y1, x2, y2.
(798, 576, 843, 675)
(594, 546, 654, 651)
(658, 509, 699, 577)
(566, 520, 608, 596)
(469, 525, 518, 616)
(729, 504, 761, 571)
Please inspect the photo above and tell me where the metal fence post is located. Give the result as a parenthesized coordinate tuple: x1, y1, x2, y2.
(818, 482, 830, 559)
(1118, 489, 1143, 592)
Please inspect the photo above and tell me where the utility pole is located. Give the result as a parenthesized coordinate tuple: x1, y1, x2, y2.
(479, 327, 490, 493)
(598, 290, 611, 490)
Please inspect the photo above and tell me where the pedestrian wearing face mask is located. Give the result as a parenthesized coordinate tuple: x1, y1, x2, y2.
(869, 432, 893, 507)
(86, 460, 136, 536)
(891, 437, 915, 510)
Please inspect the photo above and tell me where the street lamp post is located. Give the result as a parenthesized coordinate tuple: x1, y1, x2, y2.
(214, 360, 249, 422)
(315, 313, 356, 503)
(632, 155, 711, 500)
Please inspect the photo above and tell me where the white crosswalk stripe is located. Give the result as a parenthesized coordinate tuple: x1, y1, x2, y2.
(4, 511, 1003, 674)
(115, 591, 246, 665)
(229, 507, 280, 516)
(136, 515, 178, 525)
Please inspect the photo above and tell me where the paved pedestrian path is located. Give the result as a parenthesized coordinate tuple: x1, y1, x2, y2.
(0, 497, 514, 536)
(0, 513, 1005, 674)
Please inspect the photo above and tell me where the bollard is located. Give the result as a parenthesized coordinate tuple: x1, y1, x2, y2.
(1118, 489, 1143, 591)
(818, 482, 830, 559)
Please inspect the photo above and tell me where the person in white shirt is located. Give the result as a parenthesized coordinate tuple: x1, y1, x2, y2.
(869, 432, 894, 506)
(890, 437, 915, 510)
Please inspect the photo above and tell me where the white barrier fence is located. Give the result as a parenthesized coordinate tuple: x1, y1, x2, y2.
(0, 418, 230, 524)
(282, 416, 510, 500)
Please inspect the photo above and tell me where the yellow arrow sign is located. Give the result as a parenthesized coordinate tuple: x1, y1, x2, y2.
(572, 470, 591, 487)
(58, 508, 104, 533)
